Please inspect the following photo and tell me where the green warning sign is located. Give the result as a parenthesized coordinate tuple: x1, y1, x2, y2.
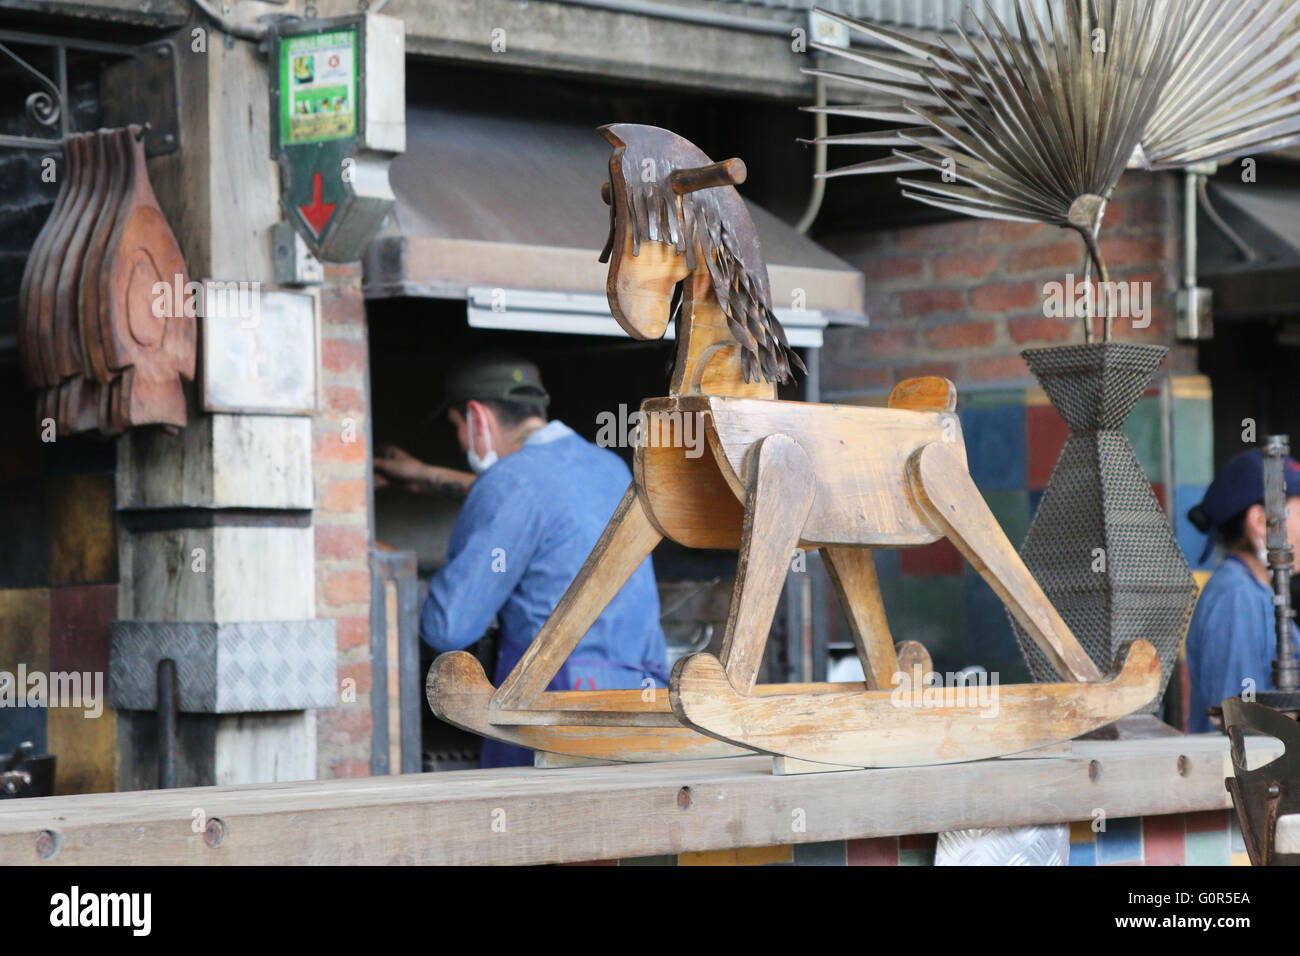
(279, 29, 358, 146)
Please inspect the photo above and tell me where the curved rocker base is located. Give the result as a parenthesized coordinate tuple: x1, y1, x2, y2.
(669, 640, 1161, 768)
(427, 651, 748, 763)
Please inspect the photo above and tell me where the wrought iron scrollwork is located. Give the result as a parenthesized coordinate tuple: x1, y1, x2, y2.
(0, 41, 62, 132)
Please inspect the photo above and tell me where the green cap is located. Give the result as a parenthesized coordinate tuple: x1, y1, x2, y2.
(430, 352, 550, 421)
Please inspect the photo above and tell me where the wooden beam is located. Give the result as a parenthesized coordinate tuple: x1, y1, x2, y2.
(0, 736, 1266, 866)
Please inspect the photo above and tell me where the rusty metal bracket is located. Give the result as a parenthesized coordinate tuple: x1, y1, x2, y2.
(1223, 697, 1300, 866)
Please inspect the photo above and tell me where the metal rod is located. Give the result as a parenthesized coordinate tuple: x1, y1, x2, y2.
(1263, 436, 1297, 693)
(157, 659, 179, 789)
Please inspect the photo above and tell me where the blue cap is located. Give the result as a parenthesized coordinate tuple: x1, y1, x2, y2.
(1187, 449, 1300, 563)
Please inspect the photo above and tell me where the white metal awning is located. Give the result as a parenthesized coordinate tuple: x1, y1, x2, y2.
(363, 106, 867, 338)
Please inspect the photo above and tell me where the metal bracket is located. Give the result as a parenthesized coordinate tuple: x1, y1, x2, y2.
(100, 40, 182, 158)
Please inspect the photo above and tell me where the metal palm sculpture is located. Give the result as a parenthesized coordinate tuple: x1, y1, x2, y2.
(807, 0, 1300, 341)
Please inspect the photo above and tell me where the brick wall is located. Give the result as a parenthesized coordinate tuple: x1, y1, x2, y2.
(312, 262, 375, 779)
(819, 172, 1195, 400)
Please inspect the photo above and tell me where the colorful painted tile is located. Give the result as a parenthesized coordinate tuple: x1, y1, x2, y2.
(0, 481, 50, 588)
(982, 490, 1031, 550)
(793, 841, 847, 865)
(46, 701, 116, 795)
(1069, 841, 1097, 866)
(960, 387, 1028, 409)
(1229, 816, 1246, 855)
(1185, 810, 1230, 833)
(0, 704, 48, 756)
(847, 837, 898, 866)
(872, 547, 901, 579)
(46, 474, 117, 586)
(1029, 488, 1044, 520)
(900, 538, 964, 577)
(898, 848, 935, 866)
(1230, 852, 1251, 867)
(963, 574, 1027, 680)
(1171, 391, 1214, 487)
(879, 578, 967, 673)
(961, 405, 1028, 491)
(619, 855, 678, 866)
(900, 832, 937, 851)
(1142, 814, 1185, 865)
(1185, 829, 1230, 866)
(49, 584, 117, 676)
(1069, 819, 1097, 844)
(0, 587, 51, 673)
(1026, 403, 1069, 490)
(678, 845, 793, 866)
(1123, 396, 1164, 483)
(1097, 816, 1143, 864)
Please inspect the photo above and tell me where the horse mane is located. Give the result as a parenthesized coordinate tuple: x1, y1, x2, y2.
(604, 129, 806, 385)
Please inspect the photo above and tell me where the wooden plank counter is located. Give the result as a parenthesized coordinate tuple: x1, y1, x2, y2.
(0, 734, 1272, 866)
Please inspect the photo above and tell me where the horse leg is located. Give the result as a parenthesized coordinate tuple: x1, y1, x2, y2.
(493, 484, 662, 710)
(822, 546, 900, 689)
(907, 440, 1102, 683)
(718, 434, 816, 694)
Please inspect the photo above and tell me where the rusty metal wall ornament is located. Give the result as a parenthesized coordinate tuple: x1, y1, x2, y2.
(599, 125, 805, 385)
(805, 0, 1300, 342)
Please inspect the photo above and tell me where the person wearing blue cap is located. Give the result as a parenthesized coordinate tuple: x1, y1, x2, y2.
(373, 352, 671, 767)
(1184, 449, 1300, 733)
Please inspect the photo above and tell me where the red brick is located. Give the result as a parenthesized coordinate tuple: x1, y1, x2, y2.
(330, 758, 371, 779)
(324, 569, 370, 606)
(967, 354, 1030, 382)
(323, 262, 362, 282)
(899, 288, 964, 318)
(969, 281, 1039, 314)
(1097, 235, 1169, 269)
(339, 662, 373, 695)
(974, 219, 1043, 243)
(924, 320, 996, 350)
(822, 365, 892, 392)
(320, 706, 372, 739)
(334, 615, 370, 652)
(320, 477, 367, 514)
(1011, 239, 1085, 273)
(898, 223, 961, 251)
(314, 428, 368, 463)
(321, 283, 363, 311)
(1008, 314, 1078, 345)
(841, 326, 917, 356)
(895, 362, 959, 383)
(321, 337, 367, 373)
(933, 251, 999, 281)
(324, 385, 365, 414)
(862, 255, 927, 283)
(317, 524, 369, 561)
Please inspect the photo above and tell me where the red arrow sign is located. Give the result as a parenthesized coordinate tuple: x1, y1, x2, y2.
(298, 171, 337, 236)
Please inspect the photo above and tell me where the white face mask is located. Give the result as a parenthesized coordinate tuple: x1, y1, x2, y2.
(465, 405, 498, 474)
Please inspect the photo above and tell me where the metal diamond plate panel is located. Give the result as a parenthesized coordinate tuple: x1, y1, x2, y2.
(935, 824, 1069, 866)
(1011, 344, 1197, 714)
(110, 620, 337, 713)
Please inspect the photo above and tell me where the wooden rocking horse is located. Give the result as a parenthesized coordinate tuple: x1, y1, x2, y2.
(426, 123, 1160, 768)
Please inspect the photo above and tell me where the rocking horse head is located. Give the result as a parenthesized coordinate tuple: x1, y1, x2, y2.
(598, 123, 805, 385)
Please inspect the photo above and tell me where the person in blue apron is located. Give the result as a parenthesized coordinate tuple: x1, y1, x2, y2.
(1184, 449, 1300, 733)
(374, 352, 670, 767)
